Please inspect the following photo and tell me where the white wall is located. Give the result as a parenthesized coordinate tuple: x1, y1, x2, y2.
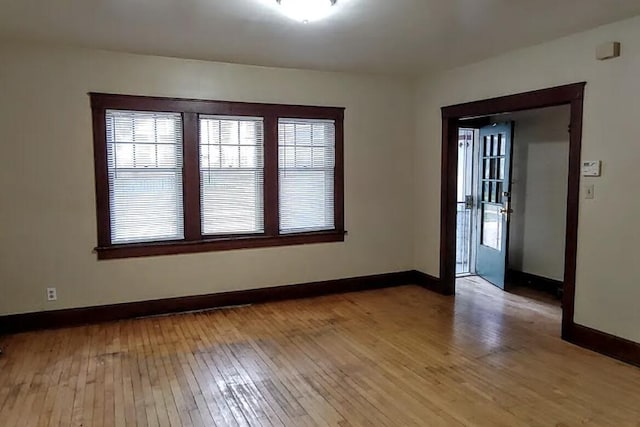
(0, 41, 415, 315)
(506, 107, 570, 281)
(415, 15, 640, 343)
(3, 15, 640, 346)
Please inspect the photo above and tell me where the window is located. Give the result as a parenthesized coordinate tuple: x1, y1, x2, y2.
(106, 110, 184, 244)
(279, 119, 335, 233)
(91, 94, 344, 259)
(199, 116, 264, 235)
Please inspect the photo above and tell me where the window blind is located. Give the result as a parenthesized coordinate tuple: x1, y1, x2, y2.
(199, 116, 264, 235)
(278, 118, 335, 234)
(106, 110, 184, 244)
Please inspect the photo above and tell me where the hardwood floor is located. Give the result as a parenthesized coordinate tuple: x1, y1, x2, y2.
(1, 277, 639, 426)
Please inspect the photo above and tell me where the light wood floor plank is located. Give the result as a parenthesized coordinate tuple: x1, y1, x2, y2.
(1, 278, 639, 426)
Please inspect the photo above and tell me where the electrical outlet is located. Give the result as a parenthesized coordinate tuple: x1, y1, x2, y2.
(47, 287, 57, 301)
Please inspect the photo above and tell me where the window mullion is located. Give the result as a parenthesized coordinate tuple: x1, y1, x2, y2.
(183, 112, 202, 241)
(264, 114, 279, 237)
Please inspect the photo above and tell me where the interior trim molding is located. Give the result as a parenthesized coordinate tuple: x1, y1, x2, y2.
(89, 93, 346, 260)
(0, 270, 442, 335)
(440, 83, 585, 338)
(564, 323, 640, 368)
(439, 82, 640, 368)
(413, 270, 451, 295)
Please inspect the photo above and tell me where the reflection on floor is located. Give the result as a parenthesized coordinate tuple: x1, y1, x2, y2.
(1, 279, 639, 425)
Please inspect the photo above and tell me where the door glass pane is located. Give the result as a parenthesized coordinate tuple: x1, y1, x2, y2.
(492, 135, 499, 156)
(484, 137, 491, 156)
(484, 159, 491, 179)
(481, 204, 502, 250)
(490, 159, 497, 179)
(500, 134, 507, 155)
(483, 182, 491, 202)
(495, 135, 502, 157)
(498, 158, 505, 180)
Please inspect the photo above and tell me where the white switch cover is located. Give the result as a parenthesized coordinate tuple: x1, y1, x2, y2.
(585, 184, 595, 200)
(582, 161, 601, 177)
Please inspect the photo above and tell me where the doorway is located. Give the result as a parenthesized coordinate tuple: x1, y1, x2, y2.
(455, 122, 513, 289)
(440, 83, 585, 338)
(456, 106, 570, 297)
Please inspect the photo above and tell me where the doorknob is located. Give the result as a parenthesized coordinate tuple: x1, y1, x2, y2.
(500, 208, 513, 214)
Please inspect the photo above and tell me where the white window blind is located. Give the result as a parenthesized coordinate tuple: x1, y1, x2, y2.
(199, 116, 264, 235)
(278, 118, 335, 234)
(106, 110, 184, 244)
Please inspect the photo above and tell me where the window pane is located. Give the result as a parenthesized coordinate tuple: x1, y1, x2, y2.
(481, 204, 502, 250)
(484, 137, 491, 156)
(483, 181, 491, 203)
(221, 145, 239, 168)
(199, 115, 264, 235)
(279, 169, 334, 233)
(109, 171, 183, 243)
(279, 119, 335, 233)
(490, 158, 497, 179)
(492, 135, 500, 156)
(200, 170, 264, 234)
(106, 110, 184, 244)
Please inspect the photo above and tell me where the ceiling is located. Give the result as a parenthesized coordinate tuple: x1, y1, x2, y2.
(1, 0, 639, 76)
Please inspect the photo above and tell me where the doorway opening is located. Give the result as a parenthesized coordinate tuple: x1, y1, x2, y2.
(455, 106, 570, 305)
(441, 83, 585, 339)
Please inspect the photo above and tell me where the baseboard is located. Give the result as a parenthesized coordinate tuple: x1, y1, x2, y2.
(412, 270, 448, 295)
(508, 272, 639, 367)
(0, 270, 441, 335)
(7, 272, 636, 369)
(564, 323, 640, 368)
(507, 269, 563, 297)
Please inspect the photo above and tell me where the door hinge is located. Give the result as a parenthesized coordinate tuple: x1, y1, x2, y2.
(465, 195, 474, 209)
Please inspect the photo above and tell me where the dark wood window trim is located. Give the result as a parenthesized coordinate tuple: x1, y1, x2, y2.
(90, 93, 345, 260)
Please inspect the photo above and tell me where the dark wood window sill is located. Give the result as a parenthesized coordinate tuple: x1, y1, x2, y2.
(95, 230, 346, 260)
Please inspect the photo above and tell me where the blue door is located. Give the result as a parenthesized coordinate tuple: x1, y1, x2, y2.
(475, 122, 513, 289)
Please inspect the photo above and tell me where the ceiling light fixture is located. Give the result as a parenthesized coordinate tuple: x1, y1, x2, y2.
(276, 0, 337, 23)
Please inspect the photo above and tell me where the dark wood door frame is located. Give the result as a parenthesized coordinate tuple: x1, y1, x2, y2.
(440, 82, 585, 338)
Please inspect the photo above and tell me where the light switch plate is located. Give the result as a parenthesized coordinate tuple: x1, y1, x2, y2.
(582, 161, 601, 177)
(585, 184, 595, 200)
